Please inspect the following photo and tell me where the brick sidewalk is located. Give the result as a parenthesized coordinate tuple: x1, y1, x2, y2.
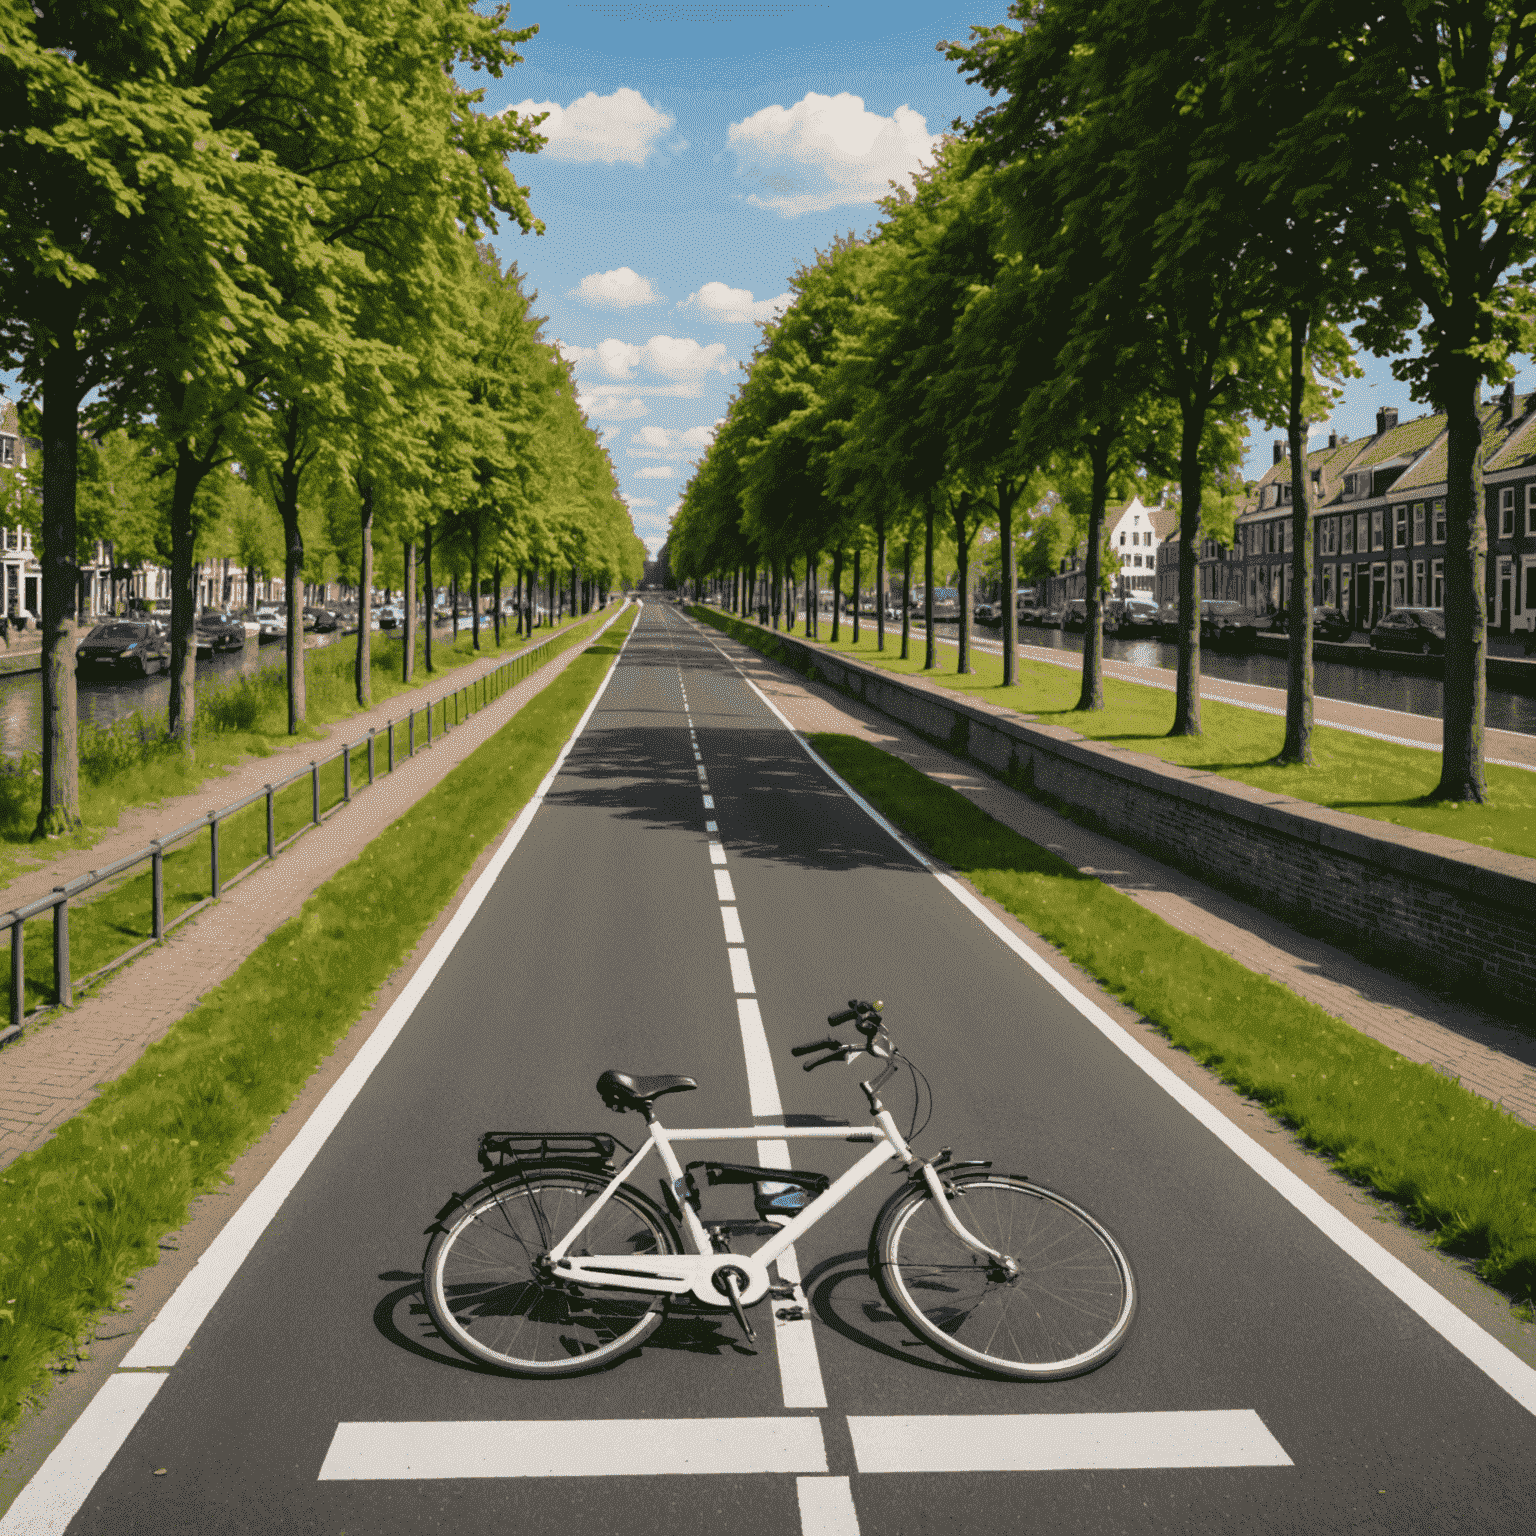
(0, 616, 592, 914)
(699, 621, 1536, 1128)
(0, 607, 625, 1171)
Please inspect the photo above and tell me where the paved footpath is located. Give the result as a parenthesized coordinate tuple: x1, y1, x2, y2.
(0, 608, 624, 1171)
(701, 618, 1536, 1128)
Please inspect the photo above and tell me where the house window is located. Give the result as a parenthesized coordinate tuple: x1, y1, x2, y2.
(1371, 508, 1385, 549)
(1413, 502, 1426, 544)
(1528, 485, 1536, 536)
(1358, 512, 1371, 551)
(1322, 565, 1336, 606)
(1341, 516, 1354, 555)
(1413, 560, 1426, 605)
(0, 437, 14, 467)
(1432, 558, 1444, 607)
(1284, 521, 1293, 553)
(1395, 505, 1408, 547)
(1433, 499, 1446, 543)
(1391, 562, 1407, 608)
(1501, 486, 1516, 536)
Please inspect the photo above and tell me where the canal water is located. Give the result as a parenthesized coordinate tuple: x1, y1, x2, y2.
(0, 639, 290, 761)
(930, 621, 1536, 738)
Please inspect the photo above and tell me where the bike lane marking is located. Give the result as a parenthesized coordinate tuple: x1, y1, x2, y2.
(689, 614, 1536, 1423)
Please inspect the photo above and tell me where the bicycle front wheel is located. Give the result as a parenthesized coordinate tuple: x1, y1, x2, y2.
(874, 1172, 1135, 1380)
(424, 1168, 678, 1377)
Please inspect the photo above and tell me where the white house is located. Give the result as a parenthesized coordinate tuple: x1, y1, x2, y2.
(1106, 495, 1175, 598)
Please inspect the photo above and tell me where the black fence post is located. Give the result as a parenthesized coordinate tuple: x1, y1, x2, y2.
(311, 762, 320, 823)
(11, 917, 23, 1030)
(209, 813, 221, 898)
(152, 845, 165, 939)
(388, 721, 395, 772)
(368, 730, 376, 784)
(53, 891, 70, 1007)
(409, 709, 415, 756)
(343, 745, 352, 803)
(427, 702, 432, 746)
(266, 785, 275, 857)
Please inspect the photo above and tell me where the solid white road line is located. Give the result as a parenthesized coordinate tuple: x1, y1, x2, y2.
(847, 1412, 1291, 1473)
(729, 946, 757, 994)
(758, 1138, 828, 1411)
(721, 906, 746, 944)
(691, 615, 1536, 1423)
(0, 1374, 168, 1536)
(118, 605, 639, 1375)
(702, 794, 715, 809)
(317, 1418, 829, 1479)
(797, 1476, 861, 1535)
(736, 999, 783, 1117)
(714, 870, 736, 901)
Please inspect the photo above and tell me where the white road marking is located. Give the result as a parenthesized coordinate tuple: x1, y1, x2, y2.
(706, 820, 718, 831)
(797, 1476, 861, 1534)
(318, 1418, 829, 1479)
(694, 619, 1536, 1423)
(702, 795, 715, 809)
(728, 946, 756, 993)
(721, 906, 745, 943)
(714, 870, 736, 901)
(709, 840, 728, 865)
(0, 1373, 168, 1536)
(736, 999, 782, 1116)
(847, 1412, 1292, 1472)
(697, 765, 708, 780)
(118, 607, 641, 1374)
(758, 1138, 828, 1410)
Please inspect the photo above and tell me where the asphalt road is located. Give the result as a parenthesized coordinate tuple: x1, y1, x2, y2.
(34, 600, 1536, 1533)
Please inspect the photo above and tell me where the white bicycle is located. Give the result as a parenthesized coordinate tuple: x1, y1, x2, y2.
(423, 1000, 1136, 1380)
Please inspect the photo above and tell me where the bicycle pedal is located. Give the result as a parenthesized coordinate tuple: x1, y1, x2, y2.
(768, 1284, 796, 1301)
(775, 1306, 807, 1322)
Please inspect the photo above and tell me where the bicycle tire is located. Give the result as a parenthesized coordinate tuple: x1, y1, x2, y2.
(873, 1172, 1135, 1380)
(423, 1167, 678, 1377)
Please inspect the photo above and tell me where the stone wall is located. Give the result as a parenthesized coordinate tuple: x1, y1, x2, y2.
(696, 607, 1536, 1013)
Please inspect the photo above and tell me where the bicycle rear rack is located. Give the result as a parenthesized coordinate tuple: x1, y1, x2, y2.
(477, 1131, 631, 1175)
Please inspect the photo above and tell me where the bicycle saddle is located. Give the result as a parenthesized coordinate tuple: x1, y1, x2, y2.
(596, 1070, 698, 1115)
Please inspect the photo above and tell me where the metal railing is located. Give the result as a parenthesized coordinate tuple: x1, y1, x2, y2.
(0, 609, 616, 1044)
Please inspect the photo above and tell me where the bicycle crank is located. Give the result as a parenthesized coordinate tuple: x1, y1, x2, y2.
(712, 1264, 756, 1343)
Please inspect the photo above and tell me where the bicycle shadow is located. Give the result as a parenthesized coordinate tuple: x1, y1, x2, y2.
(799, 1251, 988, 1380)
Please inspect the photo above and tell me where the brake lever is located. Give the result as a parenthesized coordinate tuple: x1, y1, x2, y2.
(802, 1047, 854, 1072)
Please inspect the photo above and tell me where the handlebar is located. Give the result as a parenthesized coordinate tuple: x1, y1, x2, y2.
(827, 998, 883, 1029)
(803, 1047, 854, 1073)
(791, 1037, 842, 1057)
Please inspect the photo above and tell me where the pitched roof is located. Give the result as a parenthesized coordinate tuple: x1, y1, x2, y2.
(1482, 394, 1536, 473)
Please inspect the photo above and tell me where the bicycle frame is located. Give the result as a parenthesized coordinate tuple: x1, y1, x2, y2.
(544, 1105, 1009, 1310)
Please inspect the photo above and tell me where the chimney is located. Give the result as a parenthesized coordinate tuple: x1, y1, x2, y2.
(1375, 406, 1398, 435)
(1328, 429, 1338, 450)
(1273, 439, 1285, 464)
(1502, 380, 1516, 421)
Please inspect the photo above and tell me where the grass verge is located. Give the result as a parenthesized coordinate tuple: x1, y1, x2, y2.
(0, 609, 602, 892)
(2, 608, 613, 1013)
(810, 730, 1536, 1309)
(692, 605, 1536, 861)
(0, 605, 636, 1447)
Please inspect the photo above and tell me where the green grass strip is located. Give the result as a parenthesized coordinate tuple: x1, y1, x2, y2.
(0, 606, 637, 1446)
(1, 609, 612, 1012)
(809, 730, 1536, 1309)
(690, 604, 1536, 860)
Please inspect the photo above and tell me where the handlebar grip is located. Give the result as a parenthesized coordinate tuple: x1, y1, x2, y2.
(792, 1038, 841, 1057)
(802, 1052, 843, 1073)
(827, 1006, 858, 1027)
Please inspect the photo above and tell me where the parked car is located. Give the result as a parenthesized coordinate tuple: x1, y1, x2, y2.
(255, 604, 287, 639)
(302, 605, 338, 633)
(376, 604, 402, 630)
(1269, 605, 1354, 643)
(1370, 607, 1446, 656)
(1060, 598, 1088, 632)
(1199, 599, 1262, 648)
(973, 600, 1001, 625)
(76, 620, 170, 676)
(1036, 601, 1064, 628)
(1016, 601, 1048, 626)
(194, 612, 246, 656)
(1111, 597, 1161, 634)
(1154, 600, 1181, 640)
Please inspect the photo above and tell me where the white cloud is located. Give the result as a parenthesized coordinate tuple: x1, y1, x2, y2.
(635, 465, 675, 479)
(559, 335, 733, 383)
(507, 88, 673, 166)
(678, 281, 794, 325)
(580, 393, 647, 422)
(569, 267, 662, 309)
(629, 424, 717, 459)
(728, 92, 939, 216)
(622, 495, 658, 507)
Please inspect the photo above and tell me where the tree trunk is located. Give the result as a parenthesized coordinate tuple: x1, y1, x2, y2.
(167, 443, 208, 753)
(1278, 305, 1315, 766)
(1078, 435, 1110, 712)
(924, 496, 936, 670)
(423, 523, 435, 672)
(470, 541, 481, 652)
(876, 514, 887, 651)
(1170, 402, 1206, 737)
(35, 335, 82, 836)
(830, 551, 843, 642)
(999, 477, 1018, 688)
(771, 561, 782, 629)
(451, 574, 459, 641)
(493, 561, 502, 647)
(570, 564, 579, 628)
(952, 496, 972, 676)
(271, 410, 308, 735)
(1436, 363, 1488, 801)
(402, 539, 415, 684)
(355, 481, 374, 707)
(901, 539, 912, 661)
(852, 548, 861, 645)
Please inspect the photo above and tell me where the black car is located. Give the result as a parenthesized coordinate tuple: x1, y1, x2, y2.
(1060, 598, 1088, 631)
(1199, 599, 1262, 648)
(303, 605, 338, 633)
(1154, 600, 1181, 640)
(1370, 607, 1446, 655)
(76, 620, 170, 676)
(1270, 605, 1354, 643)
(195, 612, 246, 656)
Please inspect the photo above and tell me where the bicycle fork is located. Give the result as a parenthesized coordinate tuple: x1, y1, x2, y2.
(918, 1162, 1018, 1275)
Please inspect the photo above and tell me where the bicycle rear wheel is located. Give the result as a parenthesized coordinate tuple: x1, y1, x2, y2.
(424, 1168, 677, 1377)
(874, 1172, 1135, 1380)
